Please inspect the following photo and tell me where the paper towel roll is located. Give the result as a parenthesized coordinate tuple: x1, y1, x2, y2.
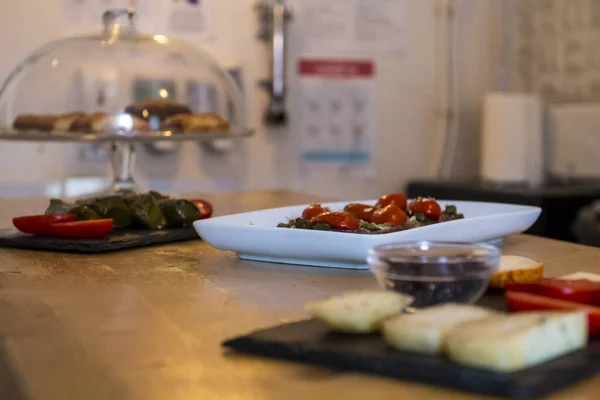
(481, 92, 544, 185)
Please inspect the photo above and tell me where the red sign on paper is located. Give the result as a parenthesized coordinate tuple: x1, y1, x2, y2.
(298, 59, 375, 78)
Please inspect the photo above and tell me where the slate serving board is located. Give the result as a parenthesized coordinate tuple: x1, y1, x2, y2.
(0, 228, 199, 253)
(223, 294, 600, 399)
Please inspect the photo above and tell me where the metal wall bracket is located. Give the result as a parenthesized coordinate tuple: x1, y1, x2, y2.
(256, 0, 292, 126)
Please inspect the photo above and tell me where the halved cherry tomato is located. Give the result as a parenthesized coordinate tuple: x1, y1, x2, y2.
(505, 279, 600, 305)
(51, 219, 114, 238)
(375, 194, 408, 211)
(189, 199, 213, 219)
(311, 212, 359, 231)
(506, 291, 600, 335)
(409, 197, 442, 220)
(13, 214, 77, 236)
(372, 205, 408, 226)
(302, 204, 328, 221)
(344, 203, 376, 222)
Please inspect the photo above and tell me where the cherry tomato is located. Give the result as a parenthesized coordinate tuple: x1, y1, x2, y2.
(311, 212, 359, 231)
(51, 219, 114, 238)
(375, 194, 408, 211)
(409, 197, 442, 221)
(344, 203, 376, 222)
(506, 291, 600, 335)
(302, 204, 328, 220)
(13, 214, 77, 236)
(372, 205, 408, 226)
(189, 199, 213, 219)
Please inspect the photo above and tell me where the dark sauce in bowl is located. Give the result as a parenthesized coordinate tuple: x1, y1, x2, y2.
(368, 242, 500, 308)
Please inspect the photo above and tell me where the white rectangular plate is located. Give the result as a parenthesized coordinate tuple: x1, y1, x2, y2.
(194, 200, 541, 269)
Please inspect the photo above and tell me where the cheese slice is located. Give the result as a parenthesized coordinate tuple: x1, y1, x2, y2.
(446, 312, 588, 372)
(382, 304, 498, 355)
(488, 255, 544, 288)
(560, 272, 600, 282)
(307, 291, 414, 334)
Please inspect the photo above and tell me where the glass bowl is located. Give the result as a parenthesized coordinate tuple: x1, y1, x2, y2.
(367, 241, 500, 308)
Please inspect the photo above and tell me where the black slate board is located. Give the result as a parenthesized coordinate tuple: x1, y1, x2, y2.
(0, 228, 199, 253)
(223, 294, 600, 399)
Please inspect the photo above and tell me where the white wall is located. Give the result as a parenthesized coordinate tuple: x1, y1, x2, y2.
(450, 0, 497, 179)
(0, 0, 496, 198)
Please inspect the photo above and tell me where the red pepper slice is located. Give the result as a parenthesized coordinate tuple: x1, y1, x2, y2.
(51, 219, 114, 239)
(13, 214, 77, 236)
(539, 279, 600, 305)
(506, 291, 600, 335)
(505, 278, 600, 305)
(504, 282, 541, 295)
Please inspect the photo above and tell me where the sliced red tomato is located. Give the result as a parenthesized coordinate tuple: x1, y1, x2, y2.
(344, 203, 376, 222)
(13, 214, 77, 236)
(189, 199, 213, 219)
(302, 204, 328, 220)
(375, 194, 408, 211)
(51, 219, 114, 238)
(409, 197, 442, 221)
(505, 291, 600, 335)
(372, 205, 407, 226)
(505, 278, 600, 305)
(311, 212, 359, 231)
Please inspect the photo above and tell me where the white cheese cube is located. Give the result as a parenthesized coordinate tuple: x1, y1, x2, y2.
(307, 291, 414, 334)
(382, 303, 498, 355)
(446, 312, 588, 372)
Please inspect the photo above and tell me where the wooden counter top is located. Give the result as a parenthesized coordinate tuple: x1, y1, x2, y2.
(1, 190, 599, 400)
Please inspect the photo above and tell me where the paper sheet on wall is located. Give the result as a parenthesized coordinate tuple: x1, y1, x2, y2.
(167, 0, 218, 39)
(62, 0, 147, 33)
(295, 0, 407, 55)
(297, 59, 377, 182)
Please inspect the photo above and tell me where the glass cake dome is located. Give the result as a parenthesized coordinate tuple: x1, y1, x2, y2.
(0, 8, 252, 193)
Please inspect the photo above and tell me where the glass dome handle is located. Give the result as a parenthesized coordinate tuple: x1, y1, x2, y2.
(102, 8, 136, 37)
